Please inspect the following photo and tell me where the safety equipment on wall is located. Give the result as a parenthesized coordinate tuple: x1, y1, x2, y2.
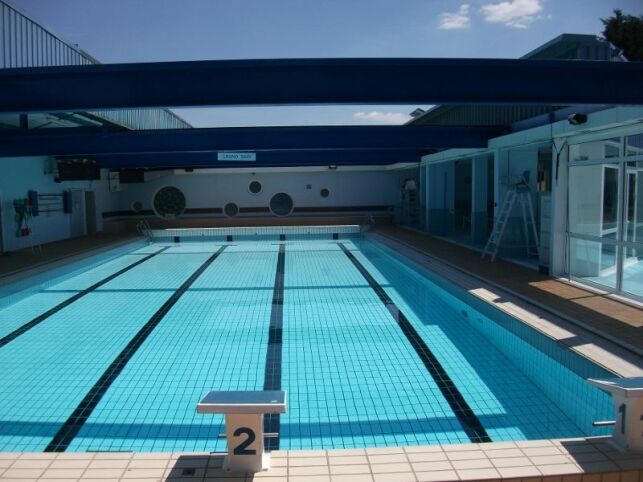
(13, 198, 32, 237)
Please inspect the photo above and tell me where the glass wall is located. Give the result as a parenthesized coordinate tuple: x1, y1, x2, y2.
(419, 164, 428, 231)
(568, 133, 643, 299)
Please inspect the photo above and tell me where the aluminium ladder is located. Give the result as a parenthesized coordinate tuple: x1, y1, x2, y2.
(482, 176, 540, 262)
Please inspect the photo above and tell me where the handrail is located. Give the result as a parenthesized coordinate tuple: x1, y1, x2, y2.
(360, 216, 376, 234)
(136, 220, 153, 243)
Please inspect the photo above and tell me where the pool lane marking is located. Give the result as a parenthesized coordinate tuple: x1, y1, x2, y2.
(263, 244, 285, 450)
(0, 247, 170, 350)
(44, 245, 228, 452)
(337, 243, 492, 444)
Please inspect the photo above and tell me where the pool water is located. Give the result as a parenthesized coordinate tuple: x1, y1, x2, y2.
(0, 237, 613, 452)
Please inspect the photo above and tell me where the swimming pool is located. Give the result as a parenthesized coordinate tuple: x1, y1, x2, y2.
(0, 233, 614, 452)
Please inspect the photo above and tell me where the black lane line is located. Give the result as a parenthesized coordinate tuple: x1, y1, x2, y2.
(338, 243, 491, 444)
(44, 245, 228, 452)
(0, 247, 170, 349)
(263, 244, 285, 450)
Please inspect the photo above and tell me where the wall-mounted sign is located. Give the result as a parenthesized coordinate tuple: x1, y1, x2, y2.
(218, 152, 256, 162)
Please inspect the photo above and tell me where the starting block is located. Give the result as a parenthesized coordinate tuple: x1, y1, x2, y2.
(197, 390, 287, 473)
(588, 377, 643, 452)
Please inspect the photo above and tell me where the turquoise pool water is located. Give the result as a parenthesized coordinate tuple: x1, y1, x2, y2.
(0, 237, 613, 452)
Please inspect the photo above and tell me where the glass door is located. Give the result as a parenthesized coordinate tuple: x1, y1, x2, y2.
(621, 159, 643, 297)
(568, 134, 643, 300)
(568, 161, 620, 290)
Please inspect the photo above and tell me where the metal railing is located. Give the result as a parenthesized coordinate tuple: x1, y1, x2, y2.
(0, 0, 191, 130)
(136, 220, 153, 243)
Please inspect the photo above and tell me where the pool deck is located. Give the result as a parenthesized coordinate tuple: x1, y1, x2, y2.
(371, 225, 643, 358)
(0, 437, 641, 481)
(0, 233, 136, 280)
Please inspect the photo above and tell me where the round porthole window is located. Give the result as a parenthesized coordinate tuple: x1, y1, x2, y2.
(248, 180, 262, 195)
(152, 186, 186, 219)
(320, 188, 330, 198)
(269, 192, 294, 216)
(131, 201, 144, 213)
(224, 202, 239, 217)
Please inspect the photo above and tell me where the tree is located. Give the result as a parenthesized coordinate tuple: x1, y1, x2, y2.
(601, 9, 643, 61)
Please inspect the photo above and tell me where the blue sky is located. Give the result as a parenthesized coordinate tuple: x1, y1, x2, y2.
(10, 0, 641, 127)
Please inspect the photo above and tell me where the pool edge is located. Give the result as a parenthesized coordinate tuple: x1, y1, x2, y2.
(365, 231, 643, 379)
(1, 436, 641, 481)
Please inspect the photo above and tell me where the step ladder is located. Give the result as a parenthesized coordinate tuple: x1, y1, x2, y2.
(482, 174, 540, 262)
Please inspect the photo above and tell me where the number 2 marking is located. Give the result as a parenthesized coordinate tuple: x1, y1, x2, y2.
(233, 427, 257, 455)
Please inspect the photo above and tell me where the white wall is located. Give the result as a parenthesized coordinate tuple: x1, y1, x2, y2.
(0, 157, 114, 252)
(110, 169, 400, 214)
(0, 162, 400, 252)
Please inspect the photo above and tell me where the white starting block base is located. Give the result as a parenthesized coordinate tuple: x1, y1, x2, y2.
(223, 452, 271, 473)
(589, 377, 643, 452)
(197, 391, 287, 474)
(223, 413, 267, 473)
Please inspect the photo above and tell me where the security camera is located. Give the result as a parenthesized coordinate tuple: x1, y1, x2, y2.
(568, 113, 588, 125)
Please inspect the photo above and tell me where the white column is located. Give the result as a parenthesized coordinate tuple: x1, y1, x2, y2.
(550, 142, 569, 277)
(471, 155, 489, 244)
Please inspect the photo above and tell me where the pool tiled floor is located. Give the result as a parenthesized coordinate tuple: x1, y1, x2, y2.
(0, 228, 641, 482)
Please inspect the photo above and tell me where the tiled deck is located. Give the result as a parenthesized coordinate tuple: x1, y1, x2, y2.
(372, 225, 642, 356)
(0, 438, 641, 481)
(0, 233, 136, 279)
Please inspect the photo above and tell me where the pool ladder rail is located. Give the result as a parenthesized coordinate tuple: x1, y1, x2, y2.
(360, 216, 376, 234)
(136, 220, 153, 243)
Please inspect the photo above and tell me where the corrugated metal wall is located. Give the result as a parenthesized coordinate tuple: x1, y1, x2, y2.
(409, 34, 623, 128)
(415, 104, 555, 127)
(0, 2, 94, 68)
(0, 0, 191, 130)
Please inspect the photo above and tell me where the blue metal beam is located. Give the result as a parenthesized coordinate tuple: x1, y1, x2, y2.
(1, 58, 641, 113)
(0, 125, 499, 157)
(90, 149, 428, 169)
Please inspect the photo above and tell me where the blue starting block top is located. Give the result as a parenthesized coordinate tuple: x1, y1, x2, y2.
(197, 390, 287, 414)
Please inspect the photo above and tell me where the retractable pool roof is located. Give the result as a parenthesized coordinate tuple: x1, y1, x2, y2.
(2, 56, 641, 169)
(0, 125, 500, 157)
(1, 57, 642, 113)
